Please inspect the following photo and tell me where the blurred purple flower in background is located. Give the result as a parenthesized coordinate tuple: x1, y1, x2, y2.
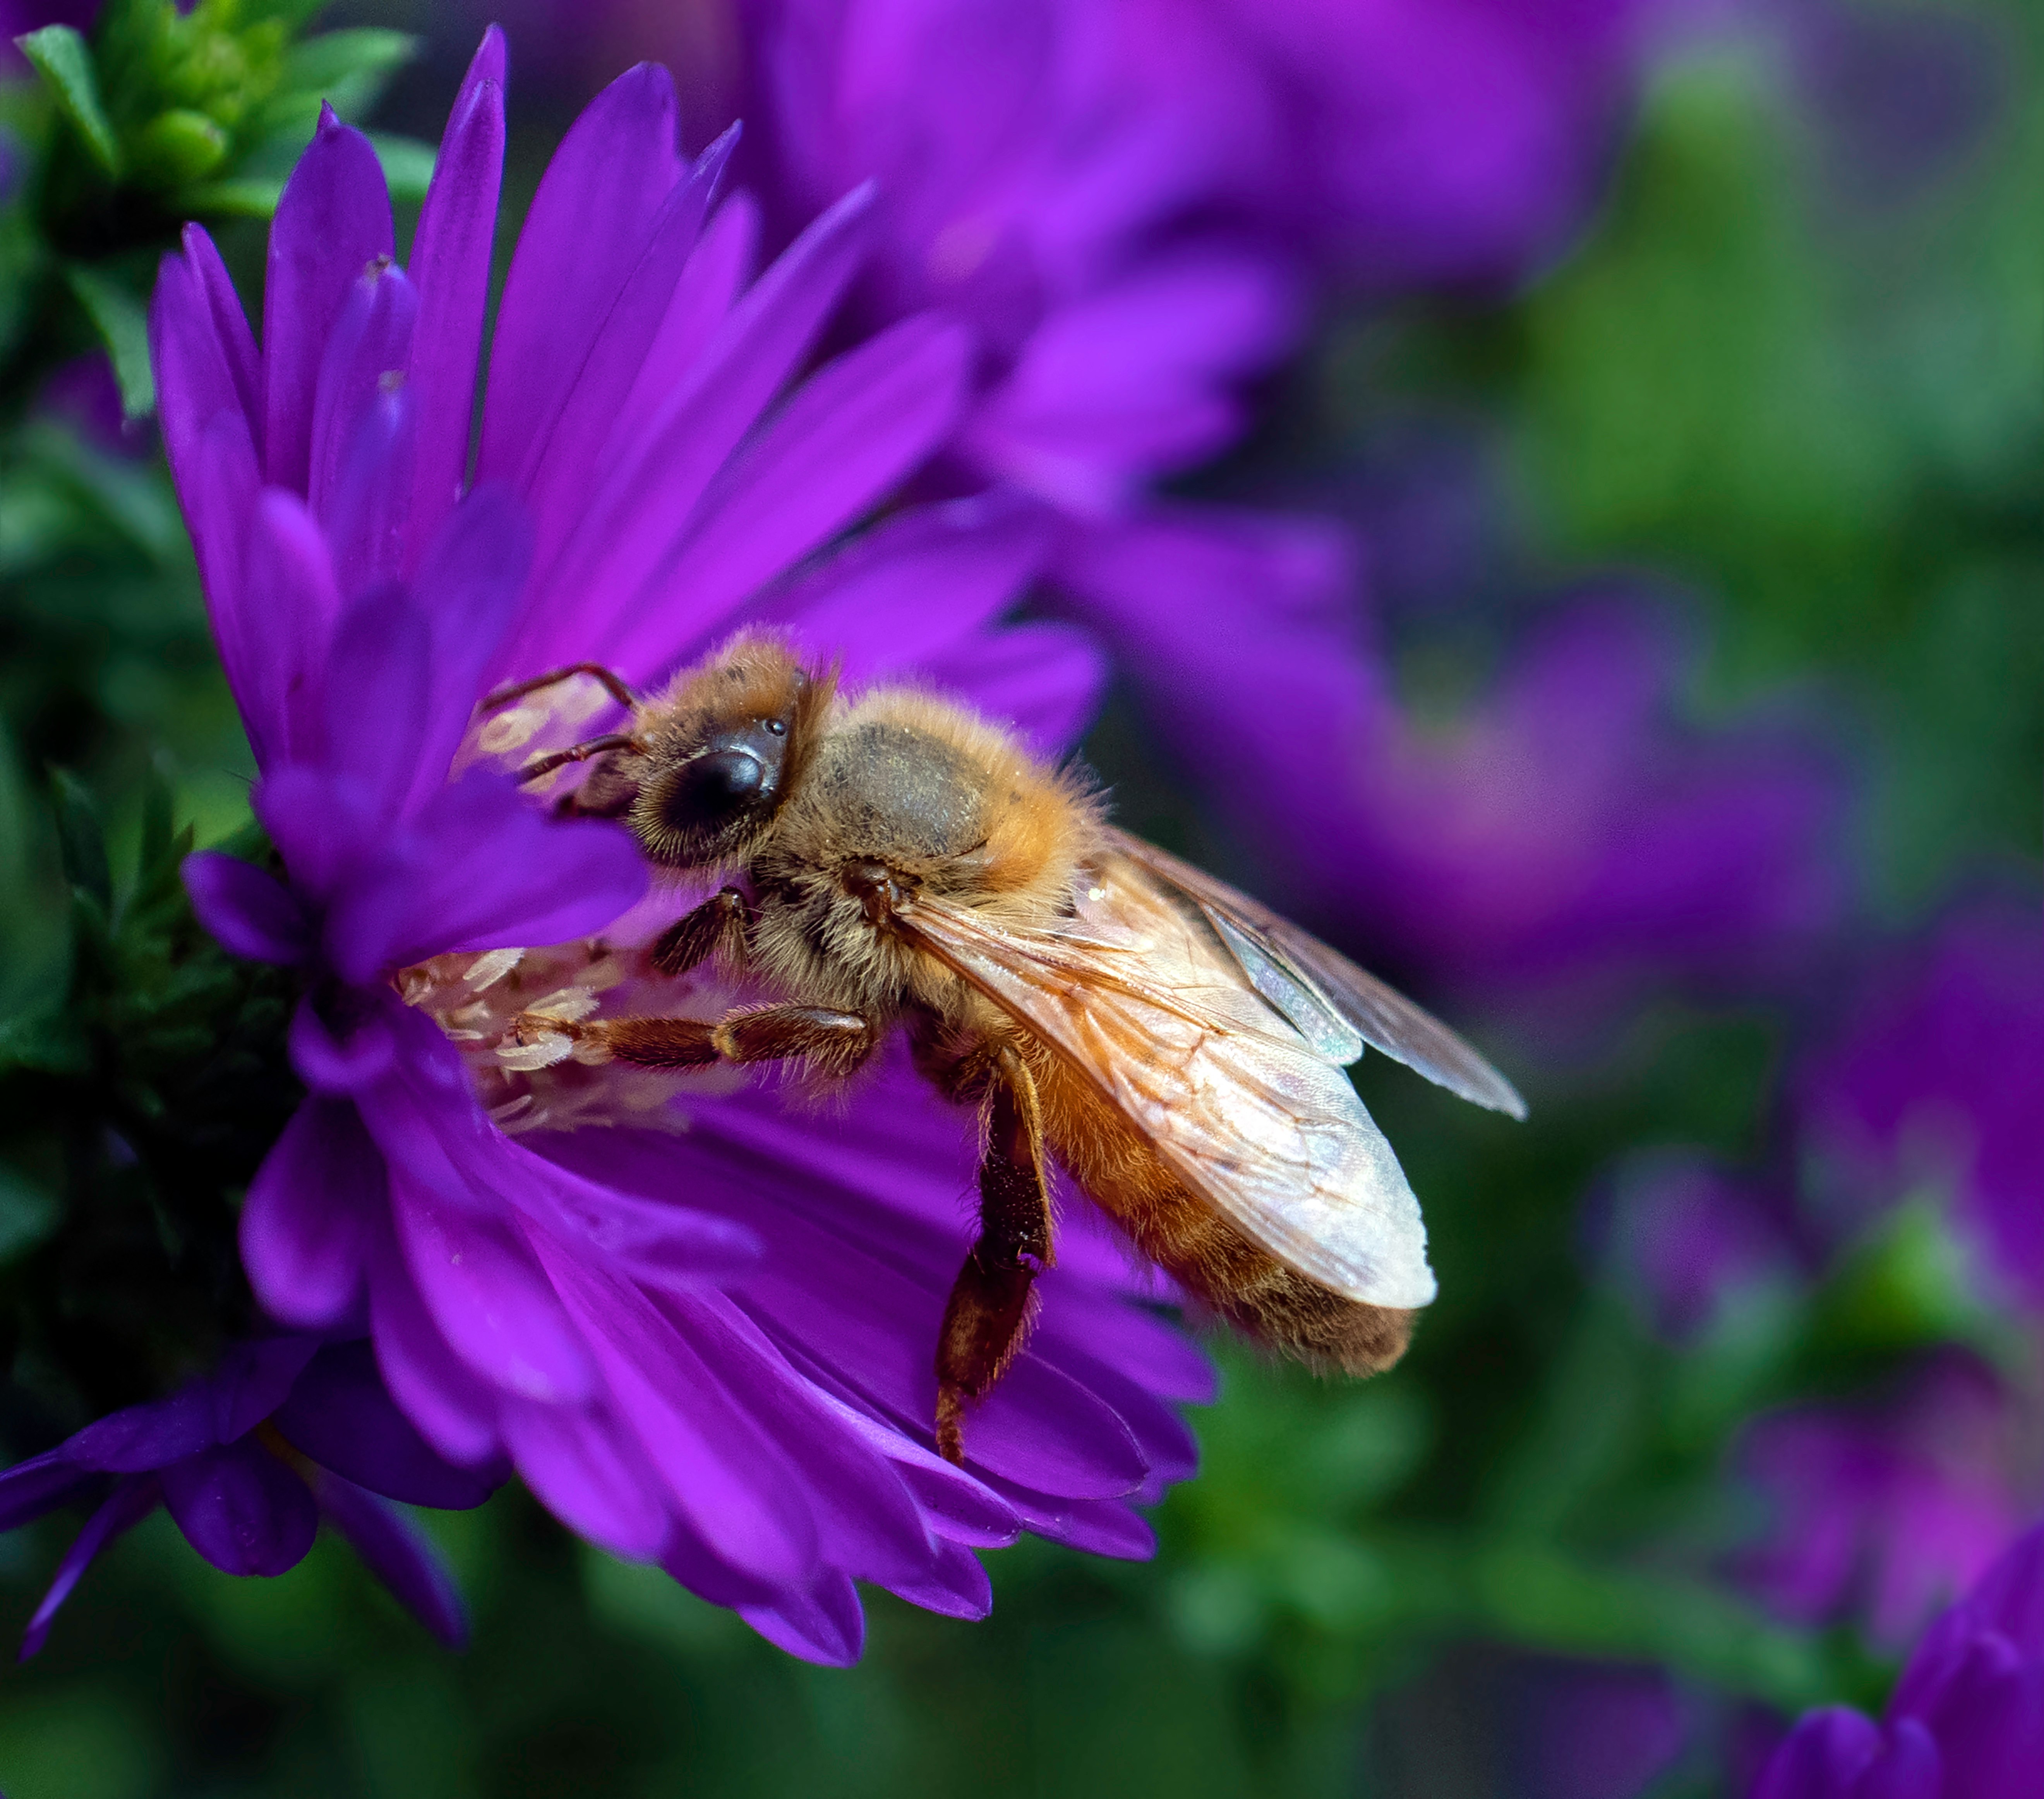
(1603, 1152, 1794, 1342)
(0, 1338, 485, 1657)
(1751, 1512, 2044, 1797)
(1799, 898, 2044, 1312)
(1068, 542, 1849, 1022)
(1737, 1354, 2029, 1651)
(145, 29, 1209, 1663)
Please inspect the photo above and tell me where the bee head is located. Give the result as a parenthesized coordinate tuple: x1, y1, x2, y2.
(629, 633, 833, 869)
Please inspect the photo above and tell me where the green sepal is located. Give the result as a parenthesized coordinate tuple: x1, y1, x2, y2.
(17, 25, 123, 177)
(132, 106, 232, 185)
(48, 769, 112, 912)
(63, 265, 157, 419)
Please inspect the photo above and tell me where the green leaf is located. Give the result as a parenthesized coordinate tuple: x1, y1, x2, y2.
(17, 25, 122, 178)
(64, 266, 156, 420)
(369, 132, 436, 205)
(0, 1163, 61, 1263)
(49, 769, 111, 911)
(282, 28, 418, 98)
(180, 175, 286, 218)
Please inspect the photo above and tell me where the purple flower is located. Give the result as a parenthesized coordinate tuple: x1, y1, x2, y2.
(1736, 1355, 2028, 1651)
(0, 1338, 487, 1657)
(1602, 1153, 1794, 1342)
(1065, 532, 1848, 1019)
(744, 0, 1681, 517)
(1118, 0, 1681, 290)
(1799, 898, 2044, 1312)
(155, 32, 1208, 1662)
(1751, 1510, 2044, 1797)
(747, 0, 1303, 518)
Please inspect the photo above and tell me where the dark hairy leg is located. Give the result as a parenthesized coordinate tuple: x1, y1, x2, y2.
(481, 662, 642, 715)
(650, 887, 754, 976)
(935, 1043, 1053, 1466)
(573, 1004, 878, 1080)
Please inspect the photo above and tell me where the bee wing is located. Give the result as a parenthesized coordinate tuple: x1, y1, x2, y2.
(893, 855, 1437, 1308)
(1101, 827, 1526, 1120)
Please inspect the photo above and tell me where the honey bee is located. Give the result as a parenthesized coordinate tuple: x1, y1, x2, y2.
(483, 636, 1524, 1464)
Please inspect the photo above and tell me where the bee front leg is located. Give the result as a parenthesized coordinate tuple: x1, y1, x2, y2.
(935, 1044, 1053, 1466)
(649, 887, 754, 976)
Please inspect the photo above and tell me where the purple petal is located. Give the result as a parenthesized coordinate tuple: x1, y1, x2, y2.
(63, 1338, 316, 1473)
(311, 1467, 470, 1648)
(521, 1168, 760, 1292)
(322, 584, 431, 828)
(18, 1475, 160, 1660)
(968, 250, 1300, 511)
(920, 620, 1107, 758)
(1752, 1707, 1884, 1799)
(0, 1449, 102, 1532)
(182, 852, 312, 965)
(309, 262, 417, 536)
(983, 1480, 1157, 1560)
(610, 312, 970, 678)
(736, 1569, 866, 1667)
(287, 992, 397, 1095)
(505, 183, 876, 681)
(761, 491, 1052, 685)
(522, 126, 738, 577)
(612, 191, 760, 451)
(150, 237, 262, 658)
(184, 224, 261, 461)
(404, 29, 506, 564)
(398, 486, 534, 814)
(963, 1350, 1147, 1499)
(805, 1392, 1021, 1548)
(329, 775, 644, 982)
(881, 1536, 992, 1621)
(263, 110, 394, 494)
(323, 379, 417, 598)
(1853, 1721, 1943, 1799)
(367, 1241, 502, 1468)
(524, 1226, 820, 1584)
(160, 1439, 319, 1577)
(499, 1397, 670, 1561)
(478, 62, 684, 490)
(274, 1341, 501, 1508)
(240, 488, 344, 770)
(657, 1285, 939, 1587)
(177, 418, 265, 729)
(255, 765, 381, 904)
(241, 1096, 378, 1327)
(390, 1172, 597, 1405)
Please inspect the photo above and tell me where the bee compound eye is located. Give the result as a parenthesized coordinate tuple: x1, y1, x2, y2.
(662, 747, 768, 833)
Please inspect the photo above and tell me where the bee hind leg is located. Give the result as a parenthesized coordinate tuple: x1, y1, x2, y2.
(935, 1044, 1053, 1466)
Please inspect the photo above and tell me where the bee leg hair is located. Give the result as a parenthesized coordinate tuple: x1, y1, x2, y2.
(709, 1005, 877, 1080)
(935, 1044, 1052, 1466)
(649, 887, 754, 976)
(589, 1006, 877, 1080)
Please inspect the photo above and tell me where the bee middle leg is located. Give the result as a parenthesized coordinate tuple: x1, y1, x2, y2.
(935, 1043, 1053, 1466)
(585, 1006, 877, 1080)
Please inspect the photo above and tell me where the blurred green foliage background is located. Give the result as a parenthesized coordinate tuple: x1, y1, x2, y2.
(0, 2, 2038, 1794)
